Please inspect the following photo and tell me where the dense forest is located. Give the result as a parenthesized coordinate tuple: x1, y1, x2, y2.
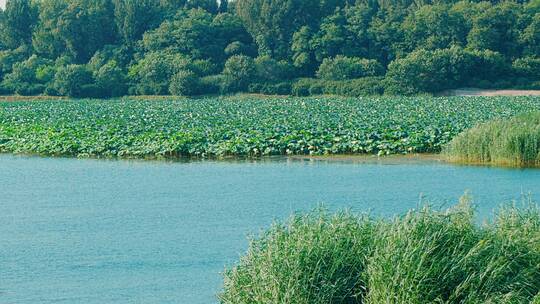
(0, 0, 539, 98)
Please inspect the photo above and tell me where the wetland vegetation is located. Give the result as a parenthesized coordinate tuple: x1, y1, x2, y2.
(445, 112, 540, 167)
(1, 0, 539, 303)
(221, 199, 540, 304)
(1, 96, 539, 159)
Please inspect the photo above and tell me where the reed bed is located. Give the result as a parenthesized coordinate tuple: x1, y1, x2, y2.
(445, 112, 540, 167)
(220, 198, 540, 304)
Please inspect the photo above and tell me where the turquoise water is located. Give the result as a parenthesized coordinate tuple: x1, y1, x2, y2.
(1, 155, 539, 303)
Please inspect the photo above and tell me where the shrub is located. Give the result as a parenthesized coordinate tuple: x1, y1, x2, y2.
(220, 209, 375, 304)
(43, 85, 60, 96)
(189, 59, 218, 77)
(169, 70, 200, 96)
(128, 51, 190, 95)
(317, 56, 384, 80)
(222, 55, 257, 92)
(225, 41, 251, 57)
(385, 47, 475, 95)
(87, 45, 132, 72)
(467, 49, 512, 83)
(512, 57, 540, 79)
(291, 78, 313, 96)
(0, 45, 31, 77)
(292, 77, 385, 97)
(444, 112, 540, 167)
(1, 55, 53, 95)
(385, 48, 513, 94)
(325, 77, 385, 96)
(35, 65, 56, 84)
(248, 82, 292, 95)
(0, 82, 12, 94)
(94, 60, 127, 98)
(254, 56, 294, 82)
(199, 74, 225, 94)
(52, 64, 94, 98)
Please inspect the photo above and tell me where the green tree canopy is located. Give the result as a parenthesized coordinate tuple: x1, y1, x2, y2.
(1, 0, 37, 49)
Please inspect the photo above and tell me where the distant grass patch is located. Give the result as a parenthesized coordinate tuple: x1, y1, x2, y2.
(220, 198, 540, 304)
(445, 112, 540, 167)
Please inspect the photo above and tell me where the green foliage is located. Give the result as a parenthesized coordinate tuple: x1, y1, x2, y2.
(445, 112, 540, 167)
(0, 45, 30, 77)
(2, 55, 53, 95)
(254, 55, 293, 83)
(385, 48, 467, 94)
(199, 74, 226, 94)
(248, 82, 292, 95)
(292, 77, 385, 97)
(224, 41, 252, 57)
(467, 49, 511, 83)
(291, 26, 317, 73)
(234, 0, 352, 60)
(55, 0, 118, 63)
(222, 201, 540, 304)
(467, 2, 523, 59)
(309, 5, 373, 62)
(52, 64, 94, 98)
(87, 45, 132, 72)
(317, 56, 384, 80)
(521, 13, 540, 57)
(31, 0, 69, 59)
(310, 8, 351, 62)
(93, 60, 127, 98)
(513, 57, 540, 79)
(402, 3, 467, 52)
(0, 0, 539, 97)
(1, 0, 37, 49)
(185, 0, 218, 14)
(169, 70, 199, 96)
(385, 47, 509, 95)
(128, 51, 187, 95)
(221, 55, 256, 92)
(142, 9, 250, 64)
(1, 96, 539, 158)
(220, 209, 374, 304)
(113, 0, 162, 45)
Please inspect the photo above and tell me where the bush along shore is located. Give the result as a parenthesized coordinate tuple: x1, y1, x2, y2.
(220, 198, 540, 304)
(445, 112, 540, 167)
(1, 96, 540, 159)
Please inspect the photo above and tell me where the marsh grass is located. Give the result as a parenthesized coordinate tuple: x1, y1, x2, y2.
(220, 198, 540, 304)
(444, 112, 540, 167)
(220, 209, 375, 304)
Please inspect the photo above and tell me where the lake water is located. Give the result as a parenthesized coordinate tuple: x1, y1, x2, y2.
(1, 154, 539, 304)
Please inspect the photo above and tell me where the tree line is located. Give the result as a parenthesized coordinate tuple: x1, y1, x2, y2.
(0, 0, 538, 98)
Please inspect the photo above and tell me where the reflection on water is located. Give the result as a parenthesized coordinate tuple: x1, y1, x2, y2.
(0, 154, 538, 304)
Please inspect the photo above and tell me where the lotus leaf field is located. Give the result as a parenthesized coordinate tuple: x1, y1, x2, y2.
(1, 96, 539, 158)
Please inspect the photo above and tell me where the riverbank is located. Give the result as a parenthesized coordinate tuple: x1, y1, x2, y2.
(444, 88, 540, 96)
(291, 153, 444, 164)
